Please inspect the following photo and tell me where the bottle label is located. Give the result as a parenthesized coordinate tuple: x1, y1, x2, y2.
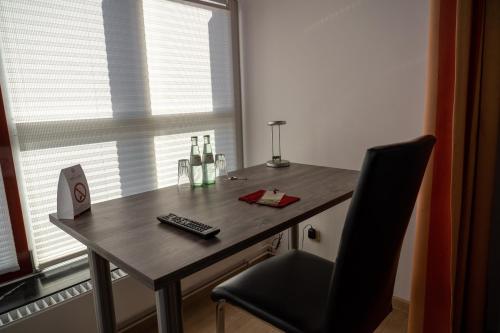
(190, 155, 202, 166)
(203, 154, 214, 164)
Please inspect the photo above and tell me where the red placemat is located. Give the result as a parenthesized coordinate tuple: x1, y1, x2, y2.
(239, 190, 300, 208)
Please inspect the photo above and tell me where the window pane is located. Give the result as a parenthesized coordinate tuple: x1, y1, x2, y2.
(0, 0, 114, 122)
(0, 166, 19, 274)
(0, 0, 237, 267)
(143, 0, 234, 115)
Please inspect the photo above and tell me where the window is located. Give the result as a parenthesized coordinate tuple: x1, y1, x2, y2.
(0, 0, 240, 271)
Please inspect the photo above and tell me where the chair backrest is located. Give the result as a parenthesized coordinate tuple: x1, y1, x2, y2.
(324, 135, 436, 333)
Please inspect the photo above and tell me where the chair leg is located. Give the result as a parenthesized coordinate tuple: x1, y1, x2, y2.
(216, 300, 226, 333)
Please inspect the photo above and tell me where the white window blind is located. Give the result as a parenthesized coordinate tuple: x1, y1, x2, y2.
(0, 0, 238, 268)
(0, 166, 19, 274)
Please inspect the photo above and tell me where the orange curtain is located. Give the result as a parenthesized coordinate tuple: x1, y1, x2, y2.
(409, 0, 500, 332)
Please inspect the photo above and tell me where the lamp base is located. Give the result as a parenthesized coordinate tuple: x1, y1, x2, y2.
(266, 160, 290, 168)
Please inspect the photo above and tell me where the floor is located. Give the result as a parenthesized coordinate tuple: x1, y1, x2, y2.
(130, 290, 408, 333)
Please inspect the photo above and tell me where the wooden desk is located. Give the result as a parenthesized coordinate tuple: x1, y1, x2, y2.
(50, 163, 358, 333)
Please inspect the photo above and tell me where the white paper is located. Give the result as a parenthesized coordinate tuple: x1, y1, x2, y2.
(257, 190, 285, 206)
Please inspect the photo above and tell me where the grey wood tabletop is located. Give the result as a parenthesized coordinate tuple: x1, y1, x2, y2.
(50, 163, 359, 291)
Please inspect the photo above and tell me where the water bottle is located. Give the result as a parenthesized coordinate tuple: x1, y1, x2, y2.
(189, 136, 203, 187)
(202, 135, 215, 185)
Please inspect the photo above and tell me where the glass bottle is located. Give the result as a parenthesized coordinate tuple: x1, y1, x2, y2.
(189, 136, 203, 187)
(202, 135, 215, 185)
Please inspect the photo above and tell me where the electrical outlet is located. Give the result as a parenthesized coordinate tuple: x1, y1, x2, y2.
(308, 227, 320, 241)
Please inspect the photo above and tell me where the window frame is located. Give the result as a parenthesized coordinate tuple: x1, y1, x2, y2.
(0, 0, 243, 283)
(0, 86, 33, 284)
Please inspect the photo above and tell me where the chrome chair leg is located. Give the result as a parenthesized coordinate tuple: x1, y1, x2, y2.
(216, 300, 226, 333)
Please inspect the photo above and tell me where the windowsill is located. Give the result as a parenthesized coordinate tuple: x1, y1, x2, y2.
(0, 258, 92, 315)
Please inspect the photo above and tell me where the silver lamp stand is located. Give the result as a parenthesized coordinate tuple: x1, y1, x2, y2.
(266, 120, 290, 168)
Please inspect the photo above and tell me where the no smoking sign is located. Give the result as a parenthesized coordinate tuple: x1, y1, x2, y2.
(73, 183, 87, 203)
(57, 164, 91, 220)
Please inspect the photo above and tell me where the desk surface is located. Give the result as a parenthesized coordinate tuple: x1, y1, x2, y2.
(50, 163, 358, 290)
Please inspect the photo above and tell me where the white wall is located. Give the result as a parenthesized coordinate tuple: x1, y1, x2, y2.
(239, 0, 429, 300)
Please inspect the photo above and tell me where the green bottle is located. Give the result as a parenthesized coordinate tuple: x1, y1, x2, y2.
(202, 135, 215, 185)
(190, 136, 203, 187)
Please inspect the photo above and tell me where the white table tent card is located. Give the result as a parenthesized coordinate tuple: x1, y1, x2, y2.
(57, 164, 91, 220)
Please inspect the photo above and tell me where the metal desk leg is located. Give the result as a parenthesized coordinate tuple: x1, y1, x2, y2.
(88, 249, 116, 333)
(290, 224, 299, 249)
(155, 280, 183, 333)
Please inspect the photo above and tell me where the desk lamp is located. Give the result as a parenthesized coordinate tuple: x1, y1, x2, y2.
(266, 121, 290, 168)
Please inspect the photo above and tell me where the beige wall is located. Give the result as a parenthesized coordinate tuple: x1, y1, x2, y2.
(239, 0, 429, 300)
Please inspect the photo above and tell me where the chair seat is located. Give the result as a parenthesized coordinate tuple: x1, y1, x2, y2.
(211, 250, 334, 333)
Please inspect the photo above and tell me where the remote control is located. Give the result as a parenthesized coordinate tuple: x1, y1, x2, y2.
(157, 213, 220, 239)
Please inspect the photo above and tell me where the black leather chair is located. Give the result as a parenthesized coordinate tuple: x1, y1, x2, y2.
(211, 135, 436, 333)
